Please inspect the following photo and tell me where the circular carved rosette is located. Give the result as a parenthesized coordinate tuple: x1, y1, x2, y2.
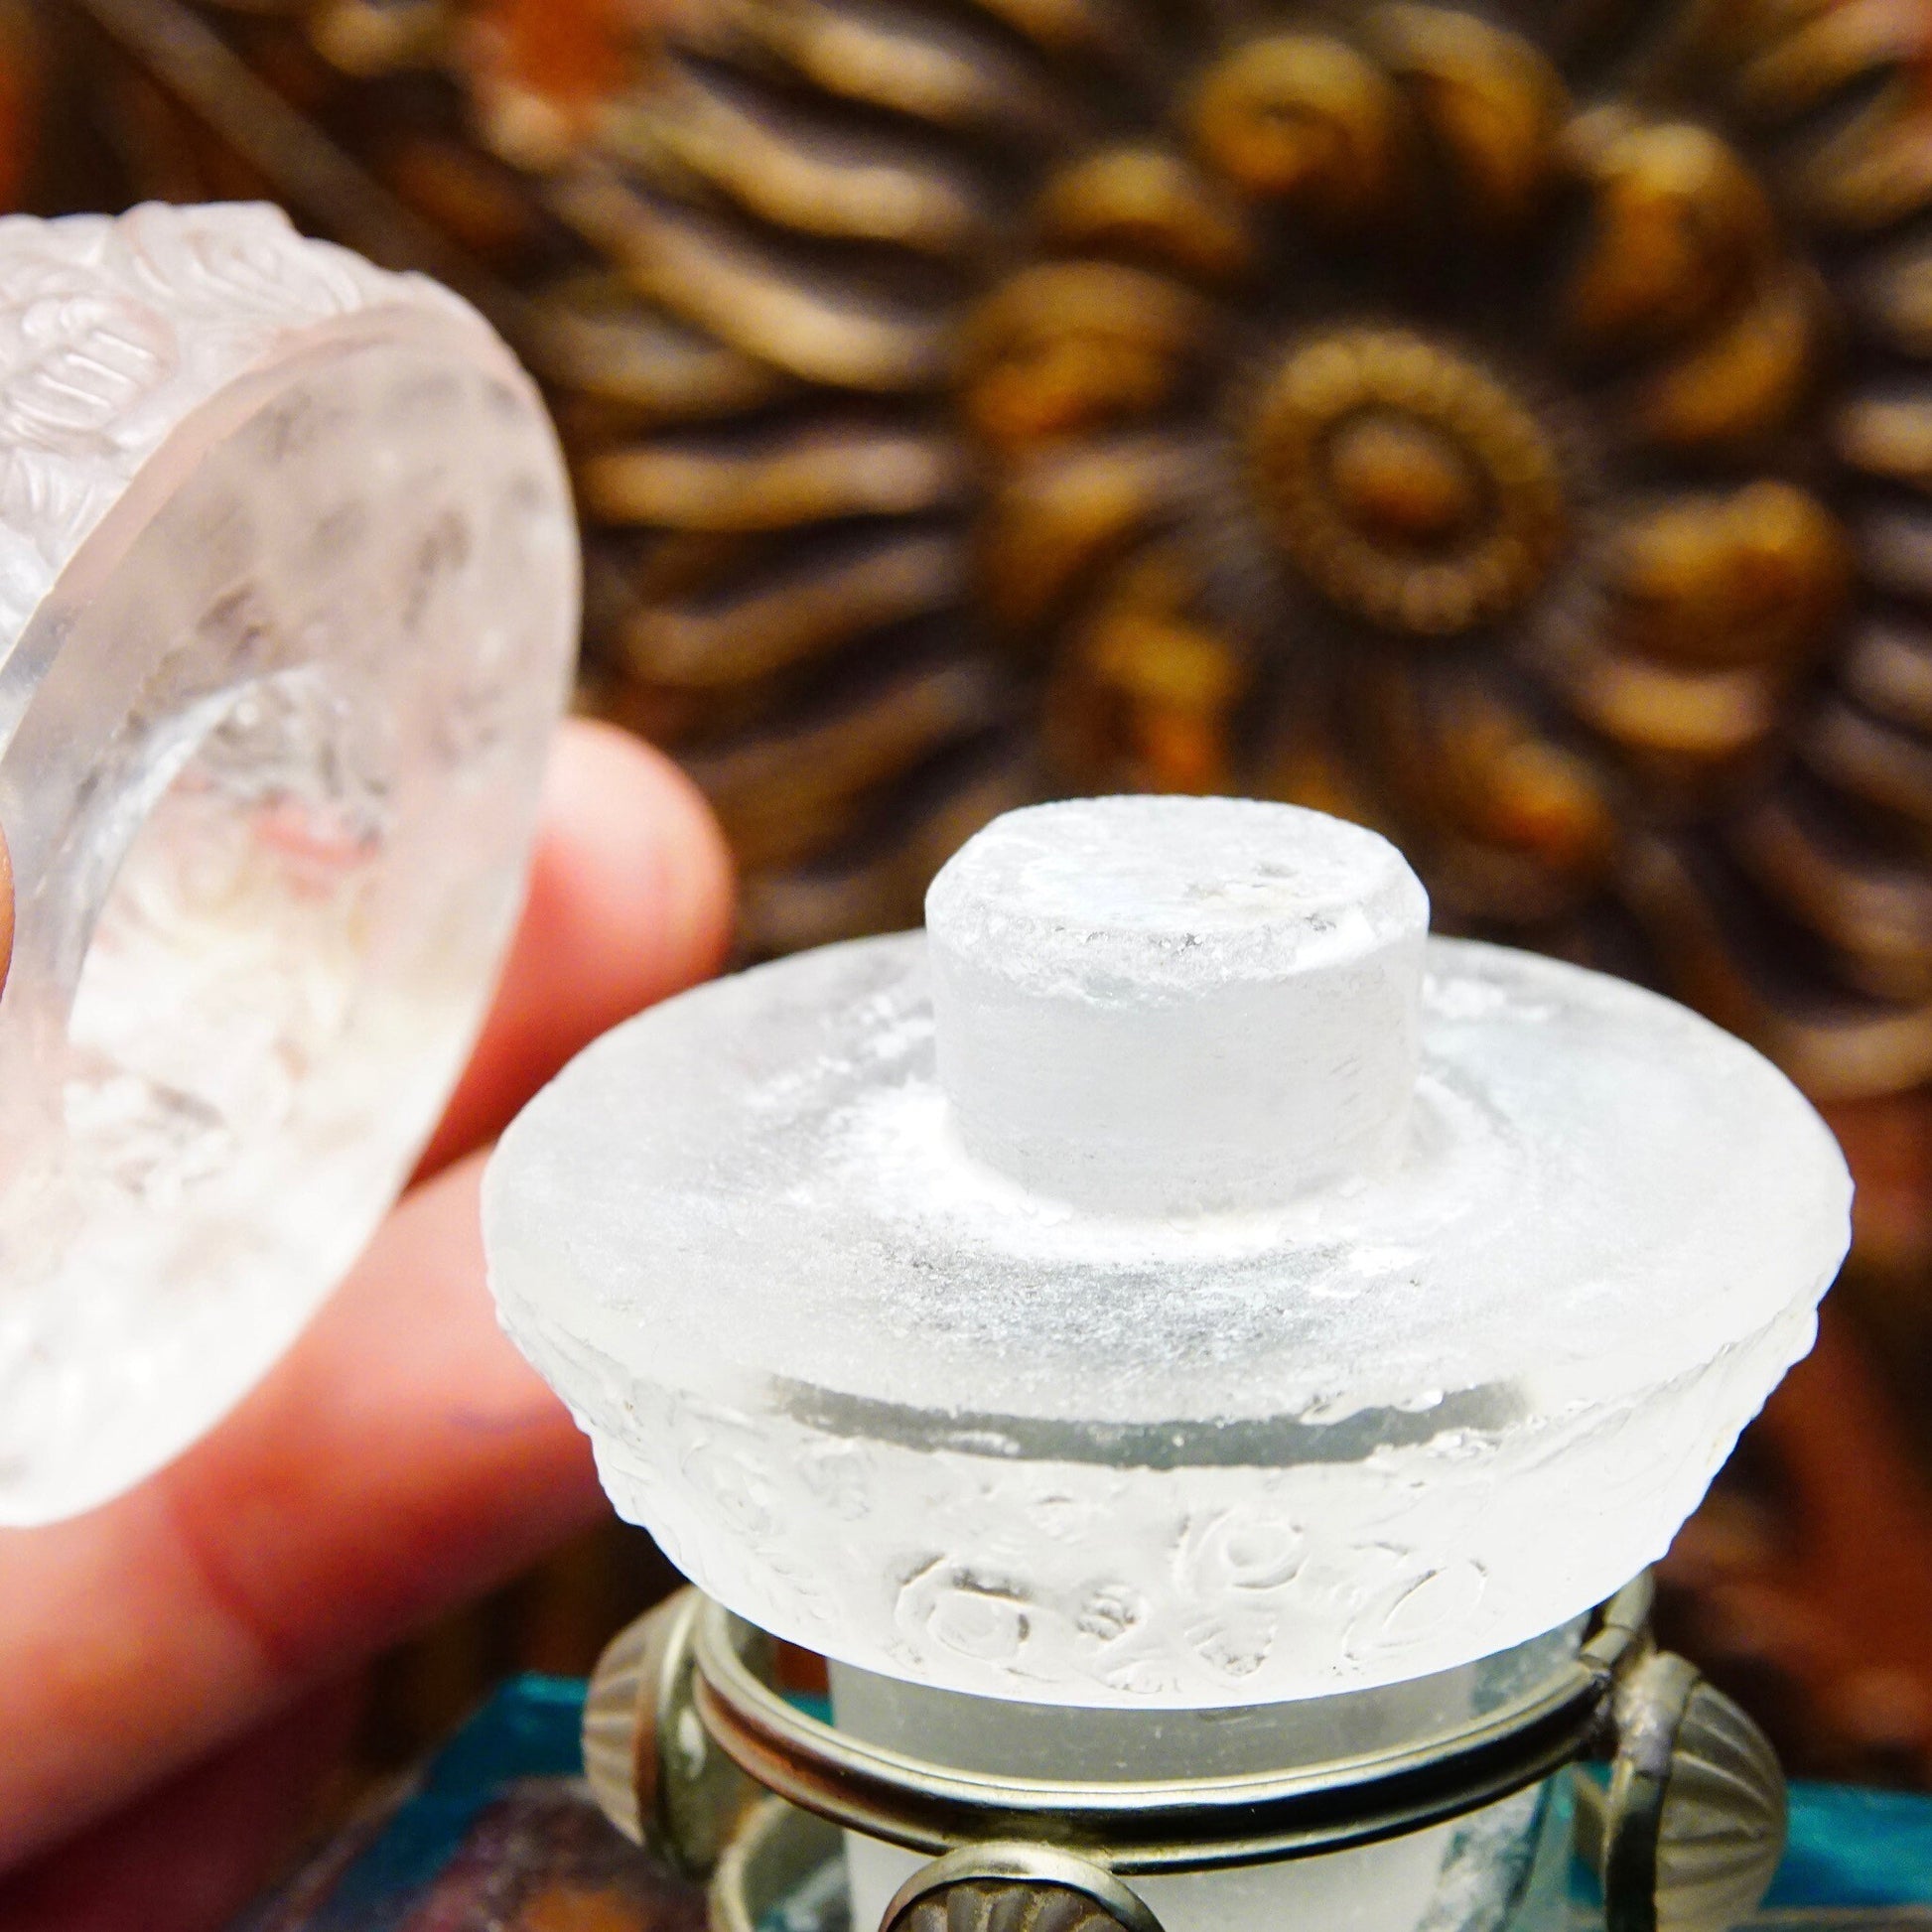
(521, 0, 1932, 1093)
(159, 0, 1932, 1093)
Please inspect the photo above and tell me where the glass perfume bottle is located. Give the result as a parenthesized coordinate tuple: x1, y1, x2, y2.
(487, 793, 1849, 1932)
(0, 199, 1848, 1932)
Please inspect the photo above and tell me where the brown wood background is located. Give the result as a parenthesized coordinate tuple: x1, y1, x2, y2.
(13, 0, 1932, 1793)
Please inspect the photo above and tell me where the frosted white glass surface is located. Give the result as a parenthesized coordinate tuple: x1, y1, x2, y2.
(0, 205, 578, 1523)
(487, 799, 1851, 1704)
(928, 798, 1428, 1212)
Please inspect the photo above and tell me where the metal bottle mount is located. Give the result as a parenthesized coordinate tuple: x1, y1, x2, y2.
(582, 1575, 1790, 1932)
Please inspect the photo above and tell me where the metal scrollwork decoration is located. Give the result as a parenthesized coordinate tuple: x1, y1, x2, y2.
(594, 1581, 1789, 1932)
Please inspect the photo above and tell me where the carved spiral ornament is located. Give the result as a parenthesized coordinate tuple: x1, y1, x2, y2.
(503, 0, 1932, 1097)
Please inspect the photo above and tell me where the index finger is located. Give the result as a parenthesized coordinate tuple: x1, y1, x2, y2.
(0, 717, 734, 1873)
(417, 716, 735, 1177)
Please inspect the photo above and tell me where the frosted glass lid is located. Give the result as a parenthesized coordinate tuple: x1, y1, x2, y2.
(488, 797, 1850, 1705)
(0, 205, 578, 1525)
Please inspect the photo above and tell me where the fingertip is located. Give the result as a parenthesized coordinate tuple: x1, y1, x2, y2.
(544, 717, 737, 1005)
(419, 718, 734, 1173)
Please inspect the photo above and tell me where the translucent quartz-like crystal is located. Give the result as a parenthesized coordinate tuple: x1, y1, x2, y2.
(0, 205, 577, 1524)
(487, 797, 1851, 1704)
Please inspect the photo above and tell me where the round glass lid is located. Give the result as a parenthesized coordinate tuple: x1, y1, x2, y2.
(0, 203, 579, 1525)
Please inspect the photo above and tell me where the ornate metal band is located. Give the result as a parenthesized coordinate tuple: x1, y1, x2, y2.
(689, 1575, 1653, 1874)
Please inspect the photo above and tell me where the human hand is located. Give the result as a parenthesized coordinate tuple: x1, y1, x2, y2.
(0, 719, 735, 1932)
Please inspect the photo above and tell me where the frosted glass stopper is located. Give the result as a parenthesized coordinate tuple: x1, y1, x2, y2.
(487, 803, 1851, 1706)
(0, 205, 578, 1525)
(927, 797, 1429, 1213)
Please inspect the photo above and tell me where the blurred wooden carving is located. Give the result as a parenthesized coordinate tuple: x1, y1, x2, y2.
(1658, 1301, 1932, 1787)
(28, 0, 1932, 1785)
(534, 0, 1932, 1072)
(46, 0, 1932, 1018)
(0, 3, 40, 214)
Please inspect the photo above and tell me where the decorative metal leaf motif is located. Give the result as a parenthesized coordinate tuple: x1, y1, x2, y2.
(582, 1595, 658, 1845)
(892, 1879, 1133, 1932)
(1587, 1649, 1789, 1932)
(1654, 1677, 1788, 1932)
(582, 1587, 755, 1874)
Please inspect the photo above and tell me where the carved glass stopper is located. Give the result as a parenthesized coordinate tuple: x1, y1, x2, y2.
(486, 794, 1850, 1705)
(0, 203, 577, 1525)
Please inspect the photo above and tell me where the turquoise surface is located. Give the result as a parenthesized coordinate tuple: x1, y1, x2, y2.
(314, 1675, 588, 1919)
(1767, 1785, 1932, 1909)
